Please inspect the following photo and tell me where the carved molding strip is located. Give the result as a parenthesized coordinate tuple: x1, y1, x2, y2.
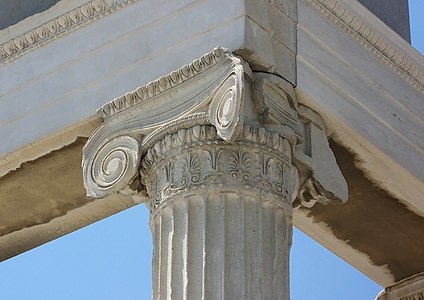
(377, 272, 424, 300)
(0, 0, 137, 66)
(141, 112, 210, 150)
(307, 0, 424, 94)
(100, 47, 227, 118)
(140, 125, 296, 213)
(399, 291, 424, 300)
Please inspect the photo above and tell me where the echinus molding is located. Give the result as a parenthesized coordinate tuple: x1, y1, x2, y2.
(307, 0, 424, 94)
(0, 0, 137, 66)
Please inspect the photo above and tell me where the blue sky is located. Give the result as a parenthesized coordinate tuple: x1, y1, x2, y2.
(0, 205, 383, 300)
(0, 1, 423, 299)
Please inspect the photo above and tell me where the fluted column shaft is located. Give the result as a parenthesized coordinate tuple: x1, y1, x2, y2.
(151, 189, 291, 300)
(141, 125, 297, 300)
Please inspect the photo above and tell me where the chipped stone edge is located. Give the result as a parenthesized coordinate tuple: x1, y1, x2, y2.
(0, 0, 138, 66)
(307, 0, 424, 94)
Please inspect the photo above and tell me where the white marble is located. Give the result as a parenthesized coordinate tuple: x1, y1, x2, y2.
(0, 0, 297, 176)
(297, 0, 424, 214)
(295, 0, 424, 287)
(81, 49, 347, 299)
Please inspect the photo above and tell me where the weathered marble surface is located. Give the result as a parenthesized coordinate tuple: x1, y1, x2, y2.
(1, 0, 423, 292)
(0, 0, 296, 170)
(81, 49, 347, 298)
(296, 0, 424, 287)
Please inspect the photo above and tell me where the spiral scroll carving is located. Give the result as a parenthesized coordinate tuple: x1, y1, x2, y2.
(83, 135, 140, 198)
(209, 73, 243, 141)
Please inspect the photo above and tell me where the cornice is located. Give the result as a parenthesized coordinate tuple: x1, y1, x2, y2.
(377, 272, 424, 300)
(307, 0, 424, 94)
(0, 0, 137, 66)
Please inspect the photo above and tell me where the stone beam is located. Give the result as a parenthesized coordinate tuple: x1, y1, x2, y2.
(0, 0, 297, 176)
(295, 0, 424, 287)
(0, 0, 300, 263)
(0, 122, 139, 262)
(376, 273, 424, 300)
(297, 0, 424, 213)
(82, 48, 347, 298)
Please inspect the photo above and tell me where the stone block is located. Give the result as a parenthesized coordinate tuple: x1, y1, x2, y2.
(270, 0, 297, 22)
(246, 0, 296, 52)
(237, 11, 296, 84)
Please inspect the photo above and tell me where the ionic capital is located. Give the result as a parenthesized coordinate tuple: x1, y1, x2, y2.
(83, 47, 246, 198)
(82, 47, 347, 207)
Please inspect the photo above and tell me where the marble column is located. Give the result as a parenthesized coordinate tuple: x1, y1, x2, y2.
(82, 47, 347, 299)
(141, 125, 295, 299)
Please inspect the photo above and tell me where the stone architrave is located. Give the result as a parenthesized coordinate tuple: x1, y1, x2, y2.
(376, 273, 424, 300)
(82, 47, 347, 299)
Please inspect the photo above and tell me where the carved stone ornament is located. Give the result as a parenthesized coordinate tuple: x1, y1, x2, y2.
(82, 47, 349, 300)
(83, 47, 247, 198)
(83, 134, 141, 198)
(251, 73, 348, 207)
(83, 47, 347, 209)
(141, 124, 296, 216)
(293, 104, 348, 206)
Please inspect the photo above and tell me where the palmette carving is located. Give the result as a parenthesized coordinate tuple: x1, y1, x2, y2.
(228, 150, 251, 182)
(140, 125, 297, 212)
(180, 153, 201, 185)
